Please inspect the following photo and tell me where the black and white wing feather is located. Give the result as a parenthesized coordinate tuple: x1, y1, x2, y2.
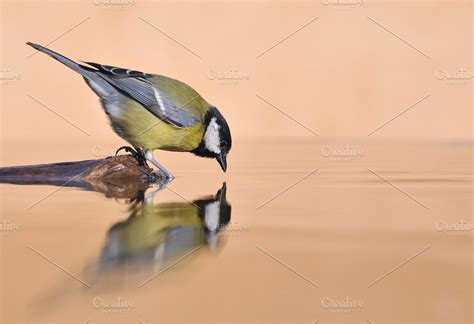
(82, 62, 155, 78)
(25, 42, 200, 128)
(84, 62, 199, 128)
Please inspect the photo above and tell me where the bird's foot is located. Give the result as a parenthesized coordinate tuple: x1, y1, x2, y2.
(144, 182, 166, 204)
(153, 168, 175, 183)
(144, 170, 174, 185)
(115, 146, 152, 171)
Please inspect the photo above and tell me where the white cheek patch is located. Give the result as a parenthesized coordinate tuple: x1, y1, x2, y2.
(204, 201, 220, 232)
(204, 117, 221, 154)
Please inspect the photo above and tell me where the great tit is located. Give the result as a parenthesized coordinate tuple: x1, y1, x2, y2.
(27, 42, 232, 179)
(98, 182, 231, 268)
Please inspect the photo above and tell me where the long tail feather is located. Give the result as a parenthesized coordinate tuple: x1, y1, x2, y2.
(27, 42, 99, 81)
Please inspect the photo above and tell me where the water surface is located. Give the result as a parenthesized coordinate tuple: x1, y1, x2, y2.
(1, 140, 472, 323)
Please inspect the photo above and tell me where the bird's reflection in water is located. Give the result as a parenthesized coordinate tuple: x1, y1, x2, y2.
(29, 182, 231, 313)
(96, 182, 231, 275)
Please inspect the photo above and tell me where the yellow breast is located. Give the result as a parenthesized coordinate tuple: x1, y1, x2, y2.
(110, 99, 205, 151)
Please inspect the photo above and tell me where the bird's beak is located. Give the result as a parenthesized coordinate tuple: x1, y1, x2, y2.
(217, 182, 227, 203)
(217, 153, 227, 172)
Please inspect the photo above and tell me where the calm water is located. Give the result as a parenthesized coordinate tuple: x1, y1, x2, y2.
(1, 140, 472, 323)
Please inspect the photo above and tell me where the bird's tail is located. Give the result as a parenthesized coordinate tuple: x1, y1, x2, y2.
(26, 42, 99, 82)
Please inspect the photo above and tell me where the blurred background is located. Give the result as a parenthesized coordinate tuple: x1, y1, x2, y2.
(1, 1, 472, 157)
(1, 0, 472, 323)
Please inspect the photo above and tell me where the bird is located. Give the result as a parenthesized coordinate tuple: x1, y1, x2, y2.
(98, 182, 231, 267)
(26, 42, 232, 180)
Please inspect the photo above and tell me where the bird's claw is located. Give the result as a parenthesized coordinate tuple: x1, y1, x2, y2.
(115, 146, 174, 182)
(115, 145, 141, 158)
(115, 146, 151, 171)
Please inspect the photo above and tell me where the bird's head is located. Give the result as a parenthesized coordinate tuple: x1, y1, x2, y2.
(192, 106, 232, 172)
(195, 182, 231, 237)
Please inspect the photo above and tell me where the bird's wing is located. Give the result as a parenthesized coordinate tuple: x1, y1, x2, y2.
(82, 62, 155, 78)
(84, 62, 201, 128)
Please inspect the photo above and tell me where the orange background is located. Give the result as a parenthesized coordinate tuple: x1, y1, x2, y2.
(1, 0, 472, 148)
(0, 2, 473, 323)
